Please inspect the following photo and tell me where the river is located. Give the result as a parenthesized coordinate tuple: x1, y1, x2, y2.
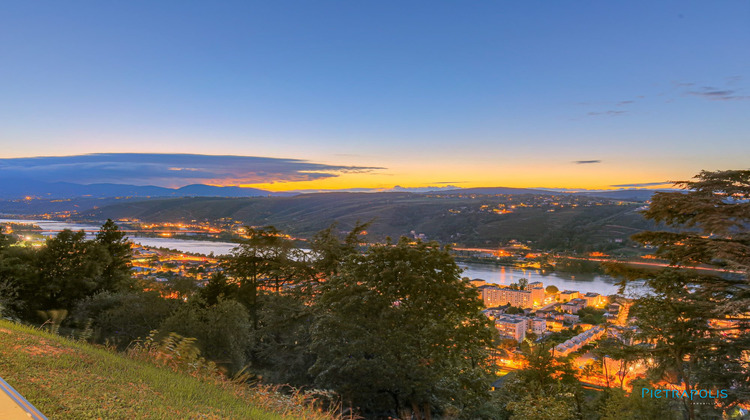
(459, 263, 621, 296)
(1, 218, 622, 295)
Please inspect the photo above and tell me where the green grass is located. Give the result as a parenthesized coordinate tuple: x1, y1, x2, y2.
(0, 320, 327, 420)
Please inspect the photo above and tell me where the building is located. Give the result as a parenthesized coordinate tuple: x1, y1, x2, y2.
(528, 317, 547, 335)
(528, 282, 545, 306)
(481, 306, 510, 319)
(547, 320, 564, 332)
(480, 283, 545, 309)
(554, 326, 605, 356)
(469, 279, 487, 288)
(561, 298, 586, 314)
(495, 315, 527, 342)
(563, 313, 580, 323)
(583, 292, 606, 308)
(535, 308, 557, 319)
(559, 290, 579, 302)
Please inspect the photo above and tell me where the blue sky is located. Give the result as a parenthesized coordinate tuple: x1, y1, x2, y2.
(1, 1, 748, 190)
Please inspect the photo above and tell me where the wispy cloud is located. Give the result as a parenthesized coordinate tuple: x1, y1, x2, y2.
(290, 185, 462, 194)
(586, 110, 628, 117)
(581, 76, 747, 119)
(686, 86, 750, 101)
(580, 95, 641, 118)
(0, 153, 384, 187)
(609, 182, 671, 188)
(390, 185, 460, 192)
(673, 77, 749, 101)
(574, 160, 601, 164)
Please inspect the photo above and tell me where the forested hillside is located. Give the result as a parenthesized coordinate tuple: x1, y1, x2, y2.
(79, 193, 659, 251)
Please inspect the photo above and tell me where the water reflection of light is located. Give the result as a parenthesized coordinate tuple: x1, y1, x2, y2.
(459, 263, 620, 296)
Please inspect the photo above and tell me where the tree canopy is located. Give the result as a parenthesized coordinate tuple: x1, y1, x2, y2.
(96, 219, 133, 291)
(608, 169, 750, 419)
(310, 238, 497, 419)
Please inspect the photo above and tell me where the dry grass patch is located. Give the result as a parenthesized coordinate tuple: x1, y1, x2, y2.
(14, 343, 73, 357)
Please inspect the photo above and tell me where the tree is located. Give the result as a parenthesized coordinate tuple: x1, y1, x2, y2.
(577, 307, 605, 325)
(496, 344, 584, 419)
(509, 278, 528, 290)
(164, 276, 199, 300)
(506, 394, 578, 420)
(199, 271, 238, 306)
(0, 235, 34, 318)
(95, 219, 133, 291)
(310, 238, 496, 419)
(505, 305, 523, 315)
(597, 380, 679, 420)
(545, 285, 559, 294)
(607, 170, 750, 419)
(0, 231, 13, 249)
(159, 299, 253, 372)
(73, 290, 179, 348)
(31, 229, 108, 314)
(590, 329, 639, 389)
(249, 291, 317, 387)
(309, 221, 370, 279)
(225, 226, 300, 328)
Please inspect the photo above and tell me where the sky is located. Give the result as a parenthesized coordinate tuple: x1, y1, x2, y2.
(1, 1, 748, 191)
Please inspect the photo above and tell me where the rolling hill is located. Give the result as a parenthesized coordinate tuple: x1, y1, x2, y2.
(77, 192, 660, 251)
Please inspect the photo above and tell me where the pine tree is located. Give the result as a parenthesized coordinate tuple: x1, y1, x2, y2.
(608, 169, 750, 419)
(96, 219, 133, 291)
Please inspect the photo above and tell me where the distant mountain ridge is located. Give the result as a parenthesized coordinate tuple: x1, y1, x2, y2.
(427, 186, 675, 201)
(0, 179, 280, 199)
(427, 187, 564, 196)
(0, 177, 674, 202)
(575, 189, 675, 201)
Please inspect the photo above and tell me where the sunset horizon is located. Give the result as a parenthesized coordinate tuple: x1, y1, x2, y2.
(0, 151, 715, 192)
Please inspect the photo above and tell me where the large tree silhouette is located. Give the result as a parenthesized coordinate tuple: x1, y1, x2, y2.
(609, 169, 750, 419)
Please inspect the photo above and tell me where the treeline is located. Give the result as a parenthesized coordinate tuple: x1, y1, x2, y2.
(0, 220, 132, 319)
(553, 257, 605, 274)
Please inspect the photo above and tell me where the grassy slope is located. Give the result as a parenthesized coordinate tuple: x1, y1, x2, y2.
(0, 320, 303, 420)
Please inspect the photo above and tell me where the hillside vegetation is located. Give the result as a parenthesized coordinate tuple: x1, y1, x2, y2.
(0, 320, 327, 420)
(79, 193, 658, 251)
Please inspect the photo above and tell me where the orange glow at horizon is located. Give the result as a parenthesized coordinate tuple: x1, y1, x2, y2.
(237, 161, 682, 192)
